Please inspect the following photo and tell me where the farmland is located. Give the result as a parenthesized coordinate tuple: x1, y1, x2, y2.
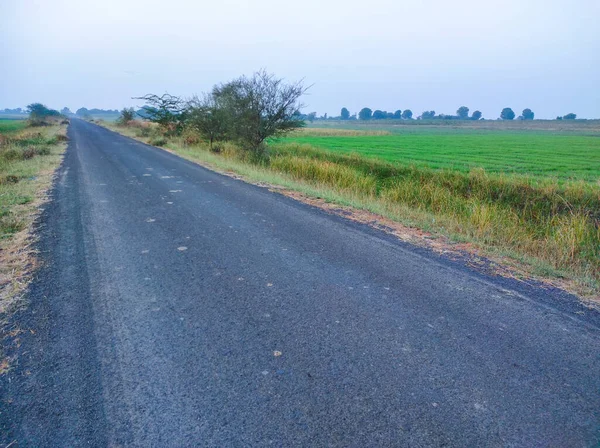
(0, 119, 28, 134)
(283, 124, 600, 182)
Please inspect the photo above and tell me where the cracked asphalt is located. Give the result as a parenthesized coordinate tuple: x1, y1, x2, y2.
(1, 119, 599, 447)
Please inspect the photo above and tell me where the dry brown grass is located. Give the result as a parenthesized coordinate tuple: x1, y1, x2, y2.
(0, 123, 67, 316)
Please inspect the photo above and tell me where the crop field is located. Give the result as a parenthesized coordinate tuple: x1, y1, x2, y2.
(0, 119, 28, 134)
(283, 126, 600, 182)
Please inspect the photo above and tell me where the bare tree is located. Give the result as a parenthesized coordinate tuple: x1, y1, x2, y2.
(213, 70, 308, 151)
(133, 93, 185, 134)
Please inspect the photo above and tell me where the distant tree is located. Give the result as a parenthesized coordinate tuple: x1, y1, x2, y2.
(358, 107, 372, 120)
(500, 107, 515, 120)
(372, 110, 386, 120)
(393, 110, 402, 119)
(2, 107, 24, 115)
(456, 106, 469, 119)
(556, 116, 563, 120)
(76, 107, 89, 117)
(26, 103, 60, 125)
(133, 93, 185, 134)
(307, 112, 317, 122)
(522, 108, 534, 120)
(563, 113, 577, 120)
(26, 103, 59, 117)
(419, 110, 435, 119)
(471, 110, 482, 120)
(60, 107, 72, 116)
(340, 107, 350, 120)
(401, 109, 413, 119)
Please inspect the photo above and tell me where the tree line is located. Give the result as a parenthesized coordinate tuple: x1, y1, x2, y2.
(322, 107, 579, 121)
(118, 70, 307, 153)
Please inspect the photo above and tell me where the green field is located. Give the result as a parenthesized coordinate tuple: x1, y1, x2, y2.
(284, 128, 600, 182)
(0, 119, 28, 134)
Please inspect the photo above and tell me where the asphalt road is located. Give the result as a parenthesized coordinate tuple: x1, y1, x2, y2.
(1, 119, 599, 447)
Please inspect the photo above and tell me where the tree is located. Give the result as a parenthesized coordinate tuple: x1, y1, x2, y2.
(372, 110, 386, 120)
(212, 69, 307, 151)
(471, 110, 482, 120)
(358, 107, 372, 120)
(26, 103, 60, 125)
(401, 109, 413, 119)
(76, 107, 89, 117)
(522, 108, 534, 120)
(563, 113, 577, 120)
(118, 107, 135, 124)
(393, 110, 402, 119)
(61, 107, 72, 116)
(500, 107, 515, 120)
(419, 110, 435, 119)
(133, 93, 185, 134)
(456, 106, 469, 119)
(340, 107, 350, 120)
(185, 94, 231, 150)
(307, 112, 317, 122)
(26, 103, 58, 117)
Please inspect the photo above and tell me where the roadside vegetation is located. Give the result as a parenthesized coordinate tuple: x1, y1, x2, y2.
(101, 71, 599, 297)
(0, 105, 67, 314)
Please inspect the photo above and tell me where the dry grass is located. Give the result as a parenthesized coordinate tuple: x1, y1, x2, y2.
(0, 119, 67, 315)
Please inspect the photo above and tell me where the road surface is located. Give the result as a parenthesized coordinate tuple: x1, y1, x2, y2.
(1, 119, 599, 447)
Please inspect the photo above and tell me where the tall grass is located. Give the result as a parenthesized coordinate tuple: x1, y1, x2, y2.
(110, 121, 600, 293)
(267, 143, 600, 282)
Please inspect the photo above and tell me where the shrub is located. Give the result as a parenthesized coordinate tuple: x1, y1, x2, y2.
(0, 175, 19, 185)
(117, 107, 136, 125)
(22, 147, 37, 159)
(182, 130, 201, 146)
(149, 136, 168, 147)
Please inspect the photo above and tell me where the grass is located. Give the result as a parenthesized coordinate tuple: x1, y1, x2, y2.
(104, 120, 600, 298)
(0, 119, 28, 134)
(0, 118, 67, 313)
(282, 129, 600, 182)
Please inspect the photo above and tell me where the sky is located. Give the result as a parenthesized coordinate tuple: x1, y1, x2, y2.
(1, 0, 599, 119)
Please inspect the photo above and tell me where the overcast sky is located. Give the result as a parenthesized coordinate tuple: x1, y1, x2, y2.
(1, 0, 599, 119)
